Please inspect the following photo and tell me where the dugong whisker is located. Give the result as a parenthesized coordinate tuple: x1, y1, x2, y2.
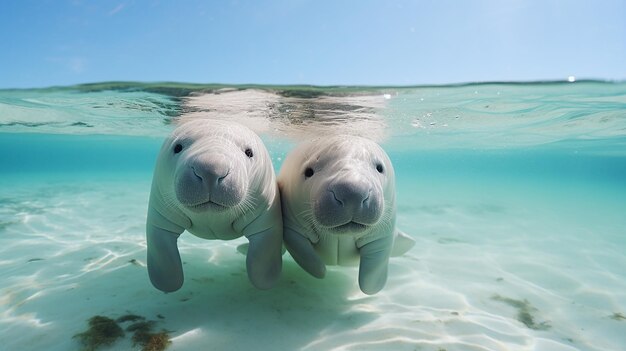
(232, 187, 258, 216)
(298, 208, 319, 230)
(161, 190, 182, 212)
(237, 197, 257, 216)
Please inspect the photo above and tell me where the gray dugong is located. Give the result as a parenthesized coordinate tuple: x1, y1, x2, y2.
(277, 135, 415, 295)
(146, 119, 283, 292)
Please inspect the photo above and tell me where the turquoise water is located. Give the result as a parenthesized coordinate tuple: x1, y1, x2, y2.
(1, 82, 625, 351)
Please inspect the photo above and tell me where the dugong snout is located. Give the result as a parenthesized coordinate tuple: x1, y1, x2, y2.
(175, 154, 246, 210)
(313, 176, 383, 231)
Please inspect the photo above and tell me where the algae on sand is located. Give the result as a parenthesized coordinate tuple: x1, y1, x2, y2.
(491, 294, 551, 331)
(134, 330, 172, 351)
(74, 314, 171, 351)
(128, 320, 171, 351)
(73, 316, 125, 351)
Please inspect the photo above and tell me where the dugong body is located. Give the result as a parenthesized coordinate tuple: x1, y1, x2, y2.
(147, 119, 283, 292)
(277, 135, 415, 294)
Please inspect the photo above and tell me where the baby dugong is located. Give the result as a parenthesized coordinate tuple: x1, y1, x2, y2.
(146, 119, 283, 292)
(277, 135, 415, 295)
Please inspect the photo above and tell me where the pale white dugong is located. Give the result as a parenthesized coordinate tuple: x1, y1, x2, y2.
(277, 135, 415, 295)
(146, 119, 283, 292)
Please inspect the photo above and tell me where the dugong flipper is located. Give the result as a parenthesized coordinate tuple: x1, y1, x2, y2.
(284, 227, 326, 279)
(147, 119, 283, 292)
(278, 135, 415, 294)
(391, 230, 415, 257)
(239, 198, 283, 289)
(146, 220, 185, 292)
(358, 235, 393, 295)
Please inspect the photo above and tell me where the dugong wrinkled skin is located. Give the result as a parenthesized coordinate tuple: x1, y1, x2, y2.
(277, 135, 415, 295)
(147, 119, 283, 292)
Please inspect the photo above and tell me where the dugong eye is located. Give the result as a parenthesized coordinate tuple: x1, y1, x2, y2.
(376, 163, 384, 174)
(245, 148, 254, 158)
(304, 167, 314, 178)
(173, 143, 183, 154)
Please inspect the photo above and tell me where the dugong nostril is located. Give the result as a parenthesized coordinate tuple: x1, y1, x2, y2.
(217, 170, 230, 183)
(362, 190, 371, 205)
(191, 166, 203, 181)
(331, 190, 343, 206)
(330, 180, 372, 209)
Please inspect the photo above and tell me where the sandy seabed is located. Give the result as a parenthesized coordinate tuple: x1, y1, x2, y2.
(1, 171, 625, 351)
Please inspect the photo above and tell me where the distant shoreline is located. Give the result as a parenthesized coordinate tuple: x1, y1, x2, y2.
(1, 79, 624, 95)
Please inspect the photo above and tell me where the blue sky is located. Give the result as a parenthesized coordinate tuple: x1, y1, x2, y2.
(1, 0, 625, 88)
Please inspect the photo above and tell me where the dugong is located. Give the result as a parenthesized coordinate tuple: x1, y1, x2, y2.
(146, 119, 283, 292)
(277, 135, 415, 295)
